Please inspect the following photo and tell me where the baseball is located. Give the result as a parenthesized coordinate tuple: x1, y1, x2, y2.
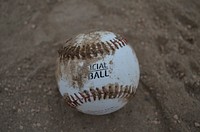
(56, 31, 140, 115)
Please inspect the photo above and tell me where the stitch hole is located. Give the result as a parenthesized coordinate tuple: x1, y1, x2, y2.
(74, 46, 81, 59)
(113, 85, 119, 98)
(123, 85, 129, 98)
(96, 88, 102, 100)
(102, 86, 108, 99)
(125, 86, 132, 98)
(128, 85, 132, 94)
(90, 88, 96, 101)
(86, 44, 92, 59)
(69, 46, 76, 59)
(91, 43, 98, 57)
(64, 46, 74, 59)
(101, 42, 110, 54)
(108, 85, 114, 99)
(97, 43, 104, 55)
(118, 85, 124, 98)
(84, 90, 91, 102)
(80, 45, 86, 59)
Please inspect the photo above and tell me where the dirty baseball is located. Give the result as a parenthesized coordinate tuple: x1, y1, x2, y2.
(56, 31, 140, 115)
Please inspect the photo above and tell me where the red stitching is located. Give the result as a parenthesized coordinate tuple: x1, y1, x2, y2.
(115, 39, 123, 48)
(89, 89, 95, 101)
(64, 85, 135, 108)
(74, 93, 83, 104)
(58, 36, 128, 60)
(110, 40, 119, 49)
(96, 43, 104, 55)
(115, 37, 127, 46)
(80, 45, 86, 59)
(106, 41, 115, 51)
(91, 43, 98, 57)
(101, 42, 110, 54)
(70, 95, 80, 106)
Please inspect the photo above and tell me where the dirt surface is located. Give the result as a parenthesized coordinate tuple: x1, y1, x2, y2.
(0, 0, 200, 132)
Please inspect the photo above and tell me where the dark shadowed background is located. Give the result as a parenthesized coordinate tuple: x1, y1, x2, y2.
(0, 0, 200, 131)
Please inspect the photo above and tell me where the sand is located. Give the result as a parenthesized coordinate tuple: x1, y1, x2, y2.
(0, 0, 200, 131)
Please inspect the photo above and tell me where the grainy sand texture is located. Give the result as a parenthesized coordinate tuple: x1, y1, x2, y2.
(0, 0, 200, 132)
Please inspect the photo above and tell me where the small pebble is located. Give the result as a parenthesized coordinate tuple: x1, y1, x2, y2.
(36, 122, 41, 127)
(173, 114, 179, 120)
(130, 10, 135, 14)
(31, 24, 36, 29)
(156, 93, 161, 97)
(31, 109, 35, 112)
(47, 91, 52, 95)
(187, 25, 192, 29)
(17, 108, 21, 113)
(33, 123, 36, 127)
(155, 16, 159, 20)
(141, 42, 145, 45)
(121, 8, 125, 12)
(19, 125, 23, 129)
(27, 5, 31, 10)
(44, 106, 49, 112)
(151, 120, 160, 125)
(12, 106, 16, 110)
(5, 88, 8, 91)
(24, 21, 28, 25)
(195, 122, 200, 127)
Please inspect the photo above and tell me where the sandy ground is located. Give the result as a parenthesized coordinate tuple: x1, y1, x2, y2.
(0, 0, 200, 132)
